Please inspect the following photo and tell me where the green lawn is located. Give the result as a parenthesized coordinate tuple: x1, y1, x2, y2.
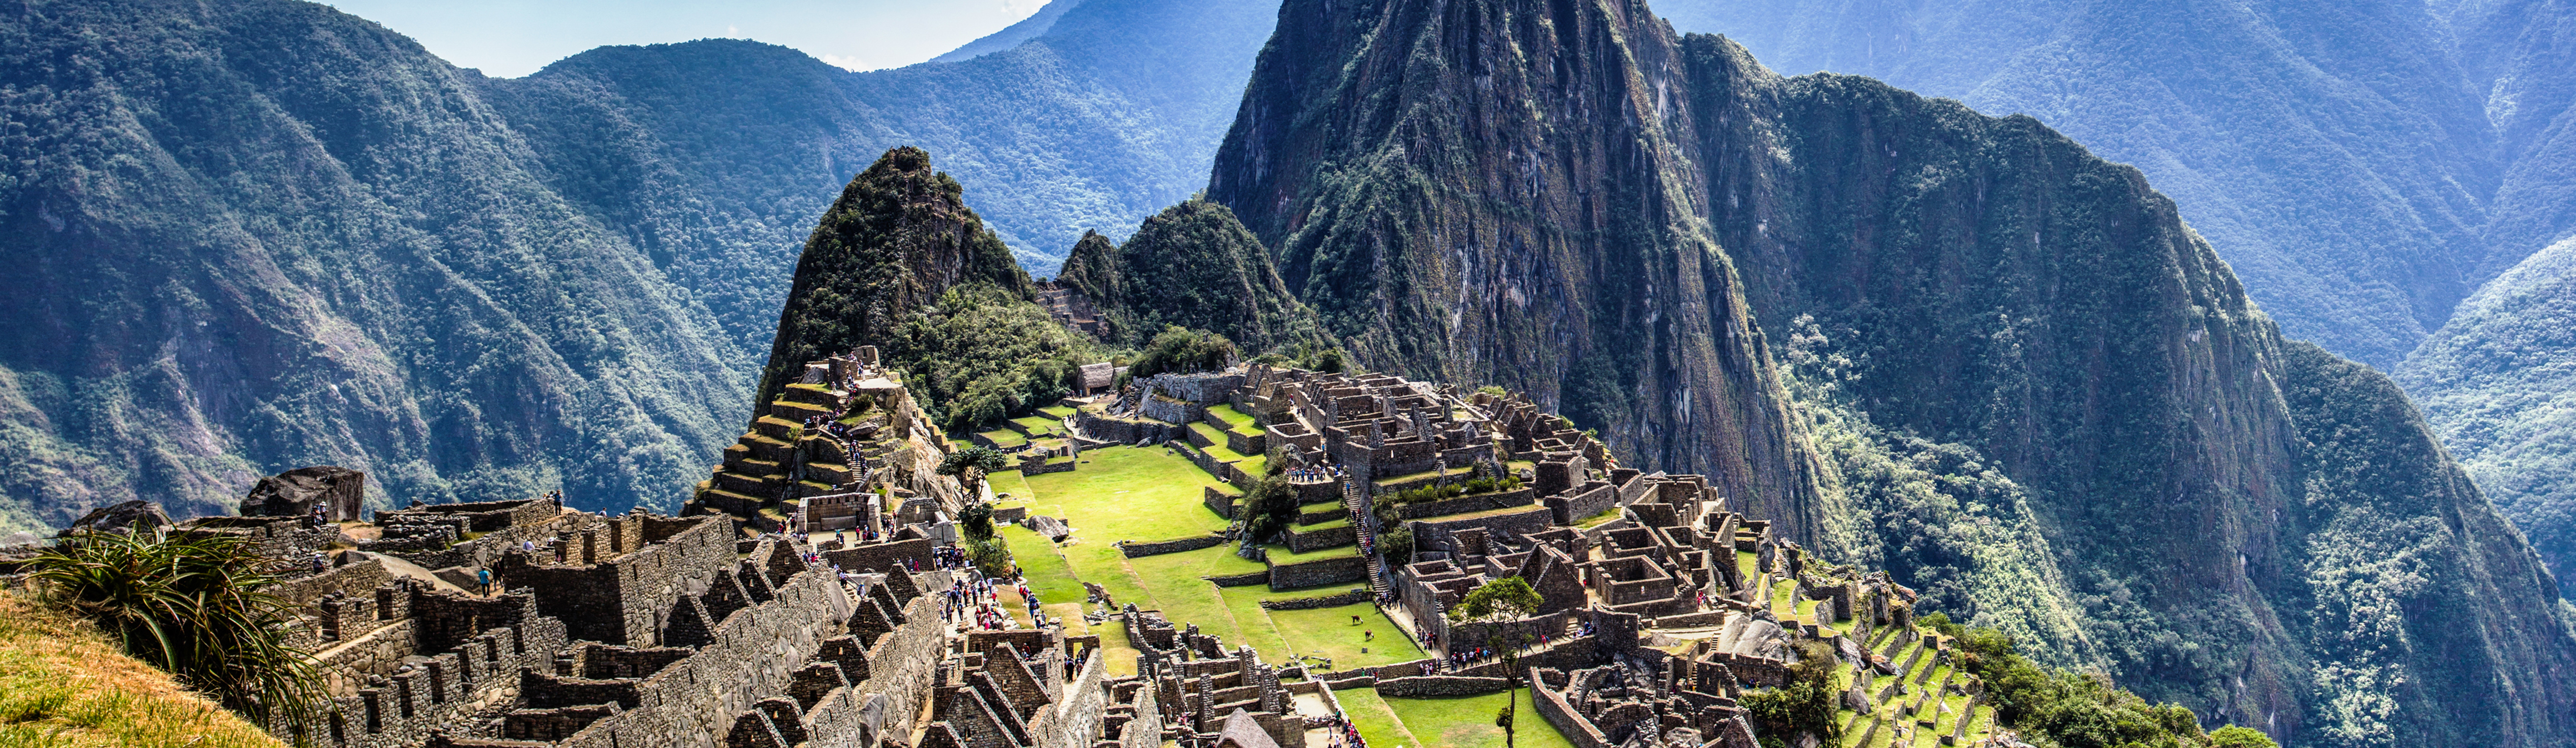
(1001, 445, 1426, 669)
(1377, 690, 1574, 748)
(1331, 687, 1419, 748)
(1002, 525, 1085, 606)
(1575, 507, 1624, 528)
(1039, 405, 1078, 419)
(1012, 415, 1061, 436)
(1208, 404, 1260, 430)
(1021, 446, 1232, 542)
(978, 429, 1028, 448)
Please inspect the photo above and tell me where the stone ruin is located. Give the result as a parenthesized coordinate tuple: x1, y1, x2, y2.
(3, 334, 2003, 748)
(687, 346, 963, 545)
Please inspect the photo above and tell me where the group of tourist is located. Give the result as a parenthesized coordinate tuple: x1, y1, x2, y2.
(939, 569, 1043, 632)
(1325, 713, 1367, 748)
(1287, 465, 1344, 483)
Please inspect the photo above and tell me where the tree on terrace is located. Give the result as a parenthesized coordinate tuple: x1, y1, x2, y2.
(1452, 575, 1545, 748)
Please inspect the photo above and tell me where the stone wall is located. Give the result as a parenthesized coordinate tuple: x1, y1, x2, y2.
(1267, 554, 1367, 591)
(1408, 506, 1553, 556)
(1531, 671, 1614, 748)
(499, 516, 734, 647)
(313, 598, 570, 748)
(1139, 395, 1205, 426)
(1374, 676, 1508, 697)
(1256, 588, 1370, 611)
(1283, 523, 1355, 553)
(280, 555, 394, 607)
(1544, 482, 1620, 525)
(1018, 458, 1076, 476)
(1119, 535, 1229, 558)
(1075, 410, 1188, 446)
(1145, 372, 1244, 403)
(1204, 571, 1270, 587)
(825, 537, 937, 575)
(1396, 488, 1534, 521)
(1203, 486, 1239, 520)
(554, 566, 859, 748)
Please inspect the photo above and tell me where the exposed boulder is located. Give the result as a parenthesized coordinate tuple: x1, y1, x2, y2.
(240, 466, 366, 523)
(56, 500, 174, 537)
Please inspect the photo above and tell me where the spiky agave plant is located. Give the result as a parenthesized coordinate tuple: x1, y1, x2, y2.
(23, 528, 323, 732)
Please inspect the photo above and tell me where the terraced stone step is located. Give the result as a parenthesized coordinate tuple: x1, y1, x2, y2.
(769, 399, 831, 421)
(722, 455, 783, 477)
(714, 470, 782, 496)
(755, 415, 804, 441)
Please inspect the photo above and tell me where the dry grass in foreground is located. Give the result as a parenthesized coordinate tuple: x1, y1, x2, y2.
(0, 591, 287, 748)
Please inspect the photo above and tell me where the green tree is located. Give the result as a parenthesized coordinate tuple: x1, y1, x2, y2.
(1741, 640, 1841, 745)
(23, 529, 323, 731)
(1128, 326, 1238, 378)
(961, 502, 997, 542)
(1235, 474, 1300, 558)
(1378, 525, 1415, 565)
(938, 446, 1012, 500)
(1452, 576, 1545, 748)
(2208, 726, 2279, 748)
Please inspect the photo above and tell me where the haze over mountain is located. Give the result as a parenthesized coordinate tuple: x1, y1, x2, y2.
(1651, 0, 2572, 371)
(2396, 0, 2576, 599)
(0, 0, 1271, 529)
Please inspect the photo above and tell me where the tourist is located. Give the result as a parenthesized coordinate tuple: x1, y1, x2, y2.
(477, 567, 492, 597)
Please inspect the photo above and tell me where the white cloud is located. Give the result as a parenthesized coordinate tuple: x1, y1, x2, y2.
(821, 54, 869, 72)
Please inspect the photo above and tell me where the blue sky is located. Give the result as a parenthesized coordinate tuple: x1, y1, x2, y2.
(324, 0, 1047, 77)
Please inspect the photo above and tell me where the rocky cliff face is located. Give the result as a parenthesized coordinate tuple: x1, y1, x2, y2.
(1210, 0, 1822, 527)
(1208, 0, 2576, 743)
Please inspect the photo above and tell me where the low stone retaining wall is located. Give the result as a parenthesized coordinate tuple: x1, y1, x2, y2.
(1285, 523, 1356, 554)
(1533, 675, 1613, 748)
(992, 506, 1027, 523)
(1204, 486, 1240, 520)
(1396, 488, 1534, 520)
(1257, 587, 1370, 611)
(1268, 553, 1368, 591)
(1018, 458, 1075, 476)
(1203, 571, 1270, 587)
(1224, 429, 1265, 458)
(1118, 535, 1229, 558)
(1074, 411, 1187, 446)
(1374, 676, 1509, 697)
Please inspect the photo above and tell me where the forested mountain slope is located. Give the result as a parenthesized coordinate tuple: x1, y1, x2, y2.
(1654, 0, 2504, 370)
(479, 0, 1277, 351)
(0, 0, 746, 526)
(2400, 236, 2576, 599)
(0, 0, 1273, 527)
(1206, 0, 2576, 744)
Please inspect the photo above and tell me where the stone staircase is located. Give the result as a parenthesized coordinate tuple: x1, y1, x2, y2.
(692, 381, 861, 531)
(1341, 473, 1390, 600)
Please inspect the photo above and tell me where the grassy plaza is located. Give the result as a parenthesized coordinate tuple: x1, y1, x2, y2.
(1000, 446, 1424, 670)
